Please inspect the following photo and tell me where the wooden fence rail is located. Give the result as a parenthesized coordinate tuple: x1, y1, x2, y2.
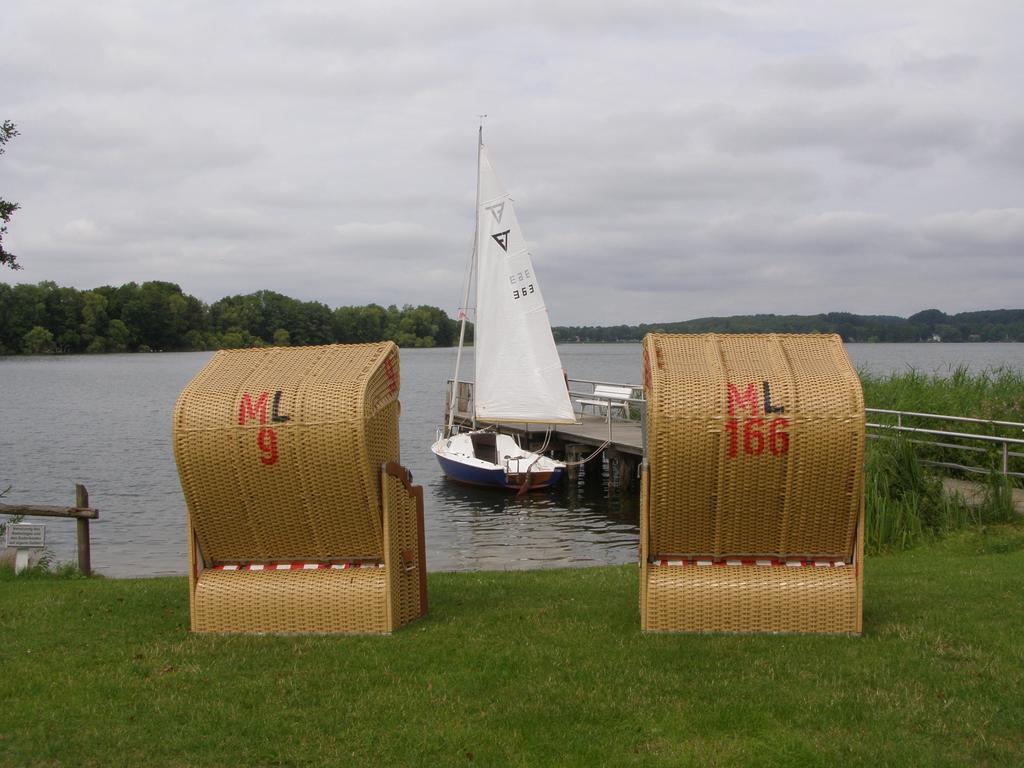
(0, 484, 98, 575)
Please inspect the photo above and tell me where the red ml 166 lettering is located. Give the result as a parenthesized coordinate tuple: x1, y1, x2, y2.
(725, 381, 789, 458)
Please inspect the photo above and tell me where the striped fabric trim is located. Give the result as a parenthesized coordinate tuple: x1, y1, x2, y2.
(651, 558, 847, 568)
(212, 561, 385, 572)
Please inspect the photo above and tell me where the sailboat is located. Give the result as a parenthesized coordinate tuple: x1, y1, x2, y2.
(431, 129, 576, 490)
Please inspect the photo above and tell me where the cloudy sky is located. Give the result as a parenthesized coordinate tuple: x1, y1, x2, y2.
(4, 1, 1023, 326)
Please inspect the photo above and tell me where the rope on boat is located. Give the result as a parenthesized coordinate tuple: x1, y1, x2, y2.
(529, 427, 609, 469)
(516, 428, 551, 497)
(517, 437, 611, 496)
(561, 440, 612, 468)
(535, 426, 553, 455)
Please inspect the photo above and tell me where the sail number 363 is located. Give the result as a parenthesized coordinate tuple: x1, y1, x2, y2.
(513, 283, 535, 300)
(509, 269, 535, 301)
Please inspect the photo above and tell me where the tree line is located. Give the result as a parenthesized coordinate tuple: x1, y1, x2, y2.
(0, 280, 461, 354)
(552, 309, 1024, 344)
(4, 279, 1021, 356)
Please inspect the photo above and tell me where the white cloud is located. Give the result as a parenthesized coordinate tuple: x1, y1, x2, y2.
(62, 218, 105, 242)
(2, 0, 1022, 324)
(918, 208, 1024, 252)
(765, 54, 874, 90)
(900, 52, 981, 81)
(710, 102, 979, 168)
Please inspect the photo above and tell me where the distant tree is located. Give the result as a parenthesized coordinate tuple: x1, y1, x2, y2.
(80, 290, 108, 348)
(106, 319, 130, 352)
(45, 283, 83, 352)
(1, 121, 21, 270)
(1, 282, 46, 351)
(22, 325, 54, 354)
(907, 309, 949, 336)
(184, 329, 207, 350)
(358, 304, 388, 342)
(332, 305, 361, 343)
(292, 300, 333, 346)
(119, 281, 204, 351)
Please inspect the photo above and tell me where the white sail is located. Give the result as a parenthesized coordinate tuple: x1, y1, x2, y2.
(473, 144, 576, 424)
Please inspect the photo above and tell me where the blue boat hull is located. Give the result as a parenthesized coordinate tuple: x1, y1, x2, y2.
(434, 452, 564, 491)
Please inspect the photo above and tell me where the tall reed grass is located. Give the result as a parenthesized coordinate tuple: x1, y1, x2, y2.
(861, 364, 1024, 493)
(860, 362, 1024, 547)
(865, 435, 1017, 553)
(860, 364, 1024, 422)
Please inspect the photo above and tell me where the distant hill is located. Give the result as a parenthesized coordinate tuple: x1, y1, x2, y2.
(552, 309, 1024, 343)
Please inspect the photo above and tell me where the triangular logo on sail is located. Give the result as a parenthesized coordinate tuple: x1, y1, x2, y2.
(485, 201, 505, 223)
(492, 230, 510, 252)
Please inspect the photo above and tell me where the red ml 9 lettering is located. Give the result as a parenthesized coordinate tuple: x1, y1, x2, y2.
(257, 427, 279, 465)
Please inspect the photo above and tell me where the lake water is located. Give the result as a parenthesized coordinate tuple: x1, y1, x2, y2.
(2, 342, 1023, 577)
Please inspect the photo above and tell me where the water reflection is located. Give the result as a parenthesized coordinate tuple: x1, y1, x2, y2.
(424, 464, 640, 572)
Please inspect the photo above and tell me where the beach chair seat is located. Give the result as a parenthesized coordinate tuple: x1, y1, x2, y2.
(173, 342, 426, 634)
(640, 333, 864, 634)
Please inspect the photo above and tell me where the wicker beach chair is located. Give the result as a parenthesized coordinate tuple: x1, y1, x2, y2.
(172, 342, 426, 634)
(640, 333, 864, 634)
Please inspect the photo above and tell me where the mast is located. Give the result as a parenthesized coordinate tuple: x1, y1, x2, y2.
(445, 123, 483, 437)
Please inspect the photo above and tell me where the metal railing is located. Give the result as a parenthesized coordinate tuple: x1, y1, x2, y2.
(443, 379, 476, 425)
(865, 409, 1024, 479)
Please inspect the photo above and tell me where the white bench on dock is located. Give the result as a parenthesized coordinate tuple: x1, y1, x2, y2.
(576, 384, 634, 418)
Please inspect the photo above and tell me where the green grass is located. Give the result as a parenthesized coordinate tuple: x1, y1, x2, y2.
(2, 525, 1023, 768)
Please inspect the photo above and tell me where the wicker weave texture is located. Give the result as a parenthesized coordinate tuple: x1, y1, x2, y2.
(193, 567, 390, 634)
(382, 463, 428, 629)
(643, 558, 860, 634)
(643, 333, 864, 560)
(640, 333, 865, 634)
(174, 343, 428, 634)
(641, 500, 864, 634)
(188, 464, 427, 634)
(174, 343, 400, 563)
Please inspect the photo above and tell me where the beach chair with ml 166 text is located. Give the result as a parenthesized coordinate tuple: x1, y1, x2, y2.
(640, 333, 864, 634)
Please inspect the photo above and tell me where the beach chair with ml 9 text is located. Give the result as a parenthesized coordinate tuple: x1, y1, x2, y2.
(172, 342, 426, 634)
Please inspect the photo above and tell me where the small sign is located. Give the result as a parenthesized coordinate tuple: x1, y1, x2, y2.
(5, 523, 46, 549)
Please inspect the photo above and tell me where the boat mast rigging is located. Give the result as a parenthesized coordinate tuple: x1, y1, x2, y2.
(445, 121, 484, 438)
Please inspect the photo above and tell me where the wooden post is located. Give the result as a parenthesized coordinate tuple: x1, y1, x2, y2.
(622, 455, 638, 489)
(565, 444, 585, 482)
(606, 448, 620, 489)
(604, 448, 635, 489)
(0, 488, 98, 576)
(584, 448, 605, 487)
(75, 484, 91, 576)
